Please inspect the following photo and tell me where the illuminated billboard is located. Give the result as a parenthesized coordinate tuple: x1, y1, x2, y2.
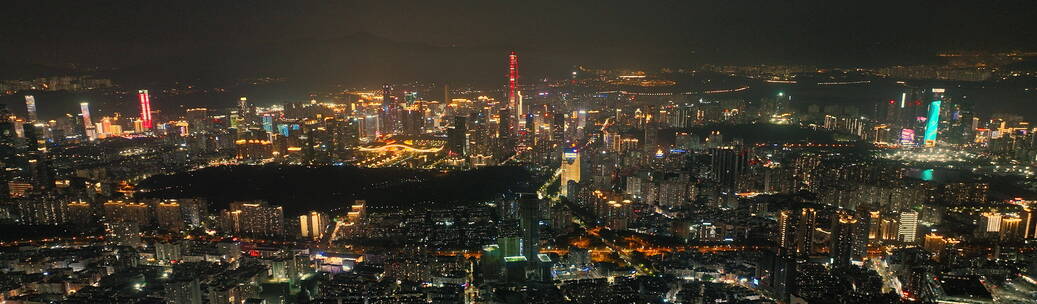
(563, 148, 579, 161)
(900, 129, 915, 146)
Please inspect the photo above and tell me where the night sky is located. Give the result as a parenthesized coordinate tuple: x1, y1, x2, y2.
(3, 0, 1036, 71)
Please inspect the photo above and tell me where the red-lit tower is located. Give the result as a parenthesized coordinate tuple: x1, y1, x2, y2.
(507, 51, 520, 134)
(508, 51, 518, 108)
(137, 89, 153, 129)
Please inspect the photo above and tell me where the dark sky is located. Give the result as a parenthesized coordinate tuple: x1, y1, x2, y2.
(2, 1, 1036, 72)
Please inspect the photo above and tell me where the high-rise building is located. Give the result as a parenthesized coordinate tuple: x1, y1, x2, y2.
(66, 201, 94, 226)
(794, 208, 817, 255)
(447, 116, 467, 156)
(380, 84, 398, 134)
(1023, 207, 1037, 239)
(777, 207, 818, 255)
(923, 100, 941, 146)
(138, 89, 153, 129)
(507, 51, 519, 134)
(104, 200, 151, 227)
(299, 211, 329, 240)
(980, 212, 1002, 233)
(80, 102, 96, 140)
(830, 212, 862, 267)
(710, 146, 749, 192)
(155, 201, 185, 232)
(24, 95, 38, 122)
(898, 211, 919, 243)
(518, 195, 540, 262)
(777, 209, 794, 250)
(166, 277, 203, 304)
(560, 147, 581, 197)
(227, 201, 284, 237)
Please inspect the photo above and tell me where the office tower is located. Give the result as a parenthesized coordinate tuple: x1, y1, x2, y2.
(447, 116, 467, 156)
(497, 109, 511, 138)
(80, 102, 96, 140)
(516, 91, 524, 132)
(137, 89, 153, 129)
(710, 145, 749, 192)
(155, 201, 185, 232)
(560, 147, 581, 197)
(380, 84, 397, 134)
(508, 51, 519, 134)
(299, 211, 329, 240)
(24, 95, 38, 122)
(923, 100, 941, 146)
(518, 195, 540, 261)
(481, 245, 502, 282)
(898, 211, 919, 243)
(185, 108, 210, 134)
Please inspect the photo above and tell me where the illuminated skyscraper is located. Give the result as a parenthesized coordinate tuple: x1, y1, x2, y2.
(230, 201, 284, 237)
(830, 212, 863, 267)
(777, 210, 793, 249)
(137, 89, 153, 129)
(24, 95, 38, 122)
(380, 84, 399, 134)
(777, 207, 817, 255)
(560, 147, 581, 197)
(507, 51, 520, 134)
(299, 211, 329, 240)
(923, 90, 942, 147)
(80, 102, 96, 140)
(794, 208, 817, 255)
(898, 211, 918, 243)
(1023, 207, 1037, 239)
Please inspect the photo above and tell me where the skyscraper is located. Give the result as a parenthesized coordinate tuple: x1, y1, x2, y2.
(381, 84, 397, 134)
(155, 201, 185, 232)
(233, 201, 284, 237)
(137, 89, 153, 129)
(710, 145, 749, 192)
(831, 212, 859, 267)
(518, 194, 540, 261)
(24, 95, 38, 123)
(80, 102, 96, 140)
(560, 147, 581, 197)
(795, 208, 817, 255)
(898, 211, 919, 243)
(923, 100, 941, 147)
(507, 51, 520, 134)
(299, 211, 329, 240)
(447, 116, 467, 156)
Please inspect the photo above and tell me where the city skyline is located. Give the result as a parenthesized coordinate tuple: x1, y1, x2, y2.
(1, 2, 1037, 304)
